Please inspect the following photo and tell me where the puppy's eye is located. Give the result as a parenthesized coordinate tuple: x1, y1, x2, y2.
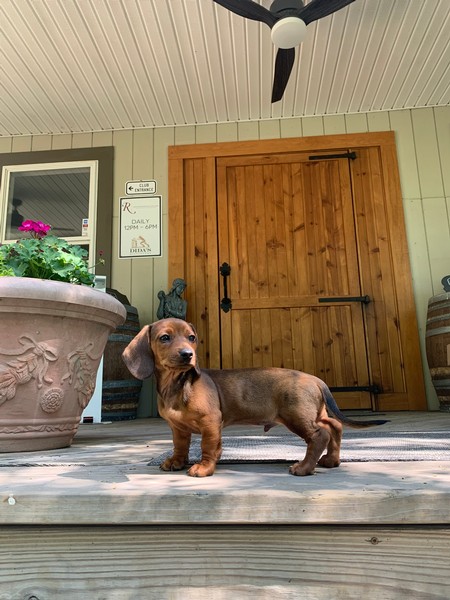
(188, 334, 196, 342)
(159, 334, 171, 342)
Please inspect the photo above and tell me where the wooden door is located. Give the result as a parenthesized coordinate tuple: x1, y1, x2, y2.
(168, 132, 427, 411)
(216, 152, 372, 409)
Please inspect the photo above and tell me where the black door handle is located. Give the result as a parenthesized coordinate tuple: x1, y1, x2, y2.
(220, 262, 232, 312)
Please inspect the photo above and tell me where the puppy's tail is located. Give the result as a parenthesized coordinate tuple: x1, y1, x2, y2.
(321, 383, 389, 428)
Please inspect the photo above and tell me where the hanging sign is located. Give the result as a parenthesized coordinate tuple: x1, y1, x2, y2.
(125, 180, 157, 195)
(119, 196, 162, 258)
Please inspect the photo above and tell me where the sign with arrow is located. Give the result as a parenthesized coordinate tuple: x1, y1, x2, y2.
(125, 180, 157, 195)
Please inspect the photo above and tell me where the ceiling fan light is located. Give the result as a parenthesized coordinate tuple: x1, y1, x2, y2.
(271, 17, 306, 49)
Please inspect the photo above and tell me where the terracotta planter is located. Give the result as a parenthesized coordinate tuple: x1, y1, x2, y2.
(0, 277, 127, 452)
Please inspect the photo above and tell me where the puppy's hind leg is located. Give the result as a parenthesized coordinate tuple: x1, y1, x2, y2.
(317, 412, 342, 469)
(287, 423, 331, 476)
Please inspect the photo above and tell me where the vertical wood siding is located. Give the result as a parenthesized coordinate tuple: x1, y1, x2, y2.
(1, 105, 448, 411)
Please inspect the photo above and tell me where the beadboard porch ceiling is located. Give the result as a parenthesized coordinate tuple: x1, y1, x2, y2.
(0, 0, 449, 137)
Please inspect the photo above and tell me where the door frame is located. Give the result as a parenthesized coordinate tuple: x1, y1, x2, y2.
(168, 131, 426, 411)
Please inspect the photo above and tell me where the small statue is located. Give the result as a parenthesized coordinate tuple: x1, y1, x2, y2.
(157, 278, 187, 320)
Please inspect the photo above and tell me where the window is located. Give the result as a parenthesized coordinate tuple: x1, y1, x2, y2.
(0, 147, 113, 282)
(1, 161, 98, 265)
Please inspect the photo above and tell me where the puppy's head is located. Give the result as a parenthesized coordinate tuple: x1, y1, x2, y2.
(122, 318, 200, 380)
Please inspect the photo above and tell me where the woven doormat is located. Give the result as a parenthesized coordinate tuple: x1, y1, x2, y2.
(148, 431, 450, 465)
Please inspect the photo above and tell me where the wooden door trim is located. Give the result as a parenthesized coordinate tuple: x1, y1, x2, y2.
(169, 132, 397, 160)
(380, 142, 425, 410)
(204, 157, 221, 367)
(167, 155, 184, 279)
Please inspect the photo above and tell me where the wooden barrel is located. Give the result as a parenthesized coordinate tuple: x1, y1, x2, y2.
(102, 304, 143, 421)
(426, 293, 450, 412)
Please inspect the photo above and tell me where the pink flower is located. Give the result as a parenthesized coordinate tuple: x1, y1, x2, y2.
(18, 220, 52, 238)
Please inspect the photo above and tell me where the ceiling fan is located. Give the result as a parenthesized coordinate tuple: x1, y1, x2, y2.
(212, 0, 356, 102)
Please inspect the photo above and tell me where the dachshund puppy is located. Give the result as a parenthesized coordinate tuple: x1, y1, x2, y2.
(122, 318, 387, 477)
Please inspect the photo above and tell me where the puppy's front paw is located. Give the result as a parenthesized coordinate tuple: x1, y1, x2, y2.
(187, 462, 215, 477)
(160, 456, 187, 472)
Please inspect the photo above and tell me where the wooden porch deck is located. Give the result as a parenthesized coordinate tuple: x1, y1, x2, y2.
(1, 412, 450, 599)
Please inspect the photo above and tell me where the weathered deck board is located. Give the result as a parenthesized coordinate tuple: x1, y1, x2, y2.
(1, 526, 450, 599)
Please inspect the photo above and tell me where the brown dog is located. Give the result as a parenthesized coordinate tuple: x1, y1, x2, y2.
(122, 318, 387, 477)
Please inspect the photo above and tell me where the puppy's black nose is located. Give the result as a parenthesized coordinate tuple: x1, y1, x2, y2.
(179, 348, 193, 362)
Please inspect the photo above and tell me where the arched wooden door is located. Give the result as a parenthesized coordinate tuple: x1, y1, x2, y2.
(168, 133, 427, 411)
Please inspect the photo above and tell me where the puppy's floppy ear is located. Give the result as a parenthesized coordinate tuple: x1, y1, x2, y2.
(188, 322, 201, 377)
(122, 324, 154, 380)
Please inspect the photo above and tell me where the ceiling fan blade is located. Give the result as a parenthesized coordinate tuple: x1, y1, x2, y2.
(212, 0, 277, 28)
(271, 47, 296, 102)
(298, 0, 355, 25)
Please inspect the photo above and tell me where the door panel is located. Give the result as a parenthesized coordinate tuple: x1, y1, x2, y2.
(178, 157, 221, 369)
(226, 305, 367, 381)
(351, 147, 410, 408)
(217, 153, 372, 408)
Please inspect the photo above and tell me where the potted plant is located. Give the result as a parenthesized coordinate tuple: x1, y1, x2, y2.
(0, 220, 126, 452)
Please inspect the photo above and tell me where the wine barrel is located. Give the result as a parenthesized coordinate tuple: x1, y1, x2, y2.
(426, 292, 450, 412)
(102, 304, 143, 420)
